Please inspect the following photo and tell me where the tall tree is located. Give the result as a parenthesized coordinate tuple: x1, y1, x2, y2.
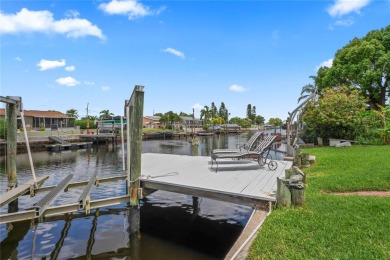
(246, 104, 252, 119)
(200, 106, 211, 124)
(268, 118, 283, 127)
(219, 102, 229, 122)
(160, 111, 180, 125)
(179, 112, 192, 117)
(321, 25, 390, 109)
(210, 102, 218, 119)
(99, 110, 114, 119)
(66, 108, 78, 119)
(255, 115, 265, 125)
(298, 76, 319, 103)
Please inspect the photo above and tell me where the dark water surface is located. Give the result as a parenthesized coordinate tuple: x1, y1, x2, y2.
(0, 131, 283, 259)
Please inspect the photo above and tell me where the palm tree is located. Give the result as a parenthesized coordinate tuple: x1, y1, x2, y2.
(297, 76, 318, 103)
(66, 108, 78, 119)
(200, 106, 211, 124)
(99, 109, 114, 119)
(210, 102, 218, 119)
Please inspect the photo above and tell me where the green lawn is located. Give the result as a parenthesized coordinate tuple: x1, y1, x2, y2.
(248, 145, 390, 259)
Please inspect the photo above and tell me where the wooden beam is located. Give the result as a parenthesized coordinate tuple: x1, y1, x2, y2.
(0, 96, 21, 104)
(142, 180, 275, 208)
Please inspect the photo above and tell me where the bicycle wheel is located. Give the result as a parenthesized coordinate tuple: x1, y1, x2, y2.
(259, 153, 272, 166)
(268, 160, 278, 171)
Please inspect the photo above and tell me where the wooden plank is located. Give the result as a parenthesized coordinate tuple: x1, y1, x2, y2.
(141, 179, 276, 207)
(259, 161, 292, 197)
(142, 154, 211, 185)
(228, 171, 269, 194)
(243, 161, 291, 197)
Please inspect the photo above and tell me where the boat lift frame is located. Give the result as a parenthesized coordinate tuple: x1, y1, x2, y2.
(0, 86, 145, 226)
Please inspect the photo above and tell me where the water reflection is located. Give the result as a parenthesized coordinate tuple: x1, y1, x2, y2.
(0, 132, 280, 259)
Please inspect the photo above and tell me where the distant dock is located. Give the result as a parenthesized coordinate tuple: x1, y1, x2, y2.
(46, 136, 92, 151)
(79, 133, 118, 144)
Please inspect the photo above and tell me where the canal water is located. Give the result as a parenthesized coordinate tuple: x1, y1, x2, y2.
(0, 131, 284, 259)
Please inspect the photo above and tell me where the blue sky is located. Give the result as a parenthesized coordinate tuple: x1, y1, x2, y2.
(1, 0, 389, 121)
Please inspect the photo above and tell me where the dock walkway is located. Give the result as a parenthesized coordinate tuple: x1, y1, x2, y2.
(0, 153, 291, 224)
(141, 153, 292, 208)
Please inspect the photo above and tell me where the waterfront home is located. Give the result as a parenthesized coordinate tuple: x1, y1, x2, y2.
(0, 109, 75, 130)
(143, 116, 161, 128)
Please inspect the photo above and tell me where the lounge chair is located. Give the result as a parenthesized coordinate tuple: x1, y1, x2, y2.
(210, 135, 278, 172)
(212, 131, 264, 154)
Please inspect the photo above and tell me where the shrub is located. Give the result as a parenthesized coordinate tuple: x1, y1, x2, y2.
(302, 86, 367, 142)
(0, 118, 7, 139)
(75, 119, 96, 129)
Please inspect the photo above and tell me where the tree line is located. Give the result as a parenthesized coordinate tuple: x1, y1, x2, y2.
(298, 25, 390, 144)
(65, 108, 115, 129)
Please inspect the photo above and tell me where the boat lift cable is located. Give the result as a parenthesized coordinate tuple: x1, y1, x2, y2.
(120, 116, 125, 172)
(20, 111, 38, 188)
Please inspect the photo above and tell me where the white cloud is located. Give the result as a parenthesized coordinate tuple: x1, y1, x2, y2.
(14, 57, 22, 61)
(229, 84, 247, 93)
(316, 58, 333, 71)
(65, 65, 75, 71)
(101, 86, 110, 91)
(99, 0, 156, 20)
(84, 81, 95, 86)
(192, 103, 203, 110)
(327, 0, 371, 17)
(37, 59, 66, 71)
(65, 10, 80, 18)
(162, 48, 185, 59)
(0, 8, 105, 40)
(334, 18, 354, 27)
(56, 76, 80, 87)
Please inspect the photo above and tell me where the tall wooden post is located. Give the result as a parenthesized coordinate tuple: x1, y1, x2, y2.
(126, 85, 144, 237)
(6, 100, 18, 189)
(3, 96, 21, 213)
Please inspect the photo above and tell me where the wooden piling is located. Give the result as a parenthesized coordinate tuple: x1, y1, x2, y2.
(293, 146, 301, 167)
(284, 168, 294, 179)
(129, 85, 144, 206)
(126, 85, 144, 237)
(6, 101, 17, 189)
(276, 177, 291, 207)
(301, 153, 310, 168)
(291, 187, 305, 206)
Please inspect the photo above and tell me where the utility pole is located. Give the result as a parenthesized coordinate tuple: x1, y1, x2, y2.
(86, 103, 90, 134)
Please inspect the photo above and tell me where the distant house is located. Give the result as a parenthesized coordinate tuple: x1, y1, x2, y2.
(0, 109, 75, 130)
(143, 116, 161, 128)
(179, 116, 203, 131)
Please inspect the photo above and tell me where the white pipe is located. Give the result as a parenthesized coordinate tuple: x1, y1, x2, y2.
(126, 105, 131, 188)
(20, 111, 37, 187)
(120, 116, 125, 172)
